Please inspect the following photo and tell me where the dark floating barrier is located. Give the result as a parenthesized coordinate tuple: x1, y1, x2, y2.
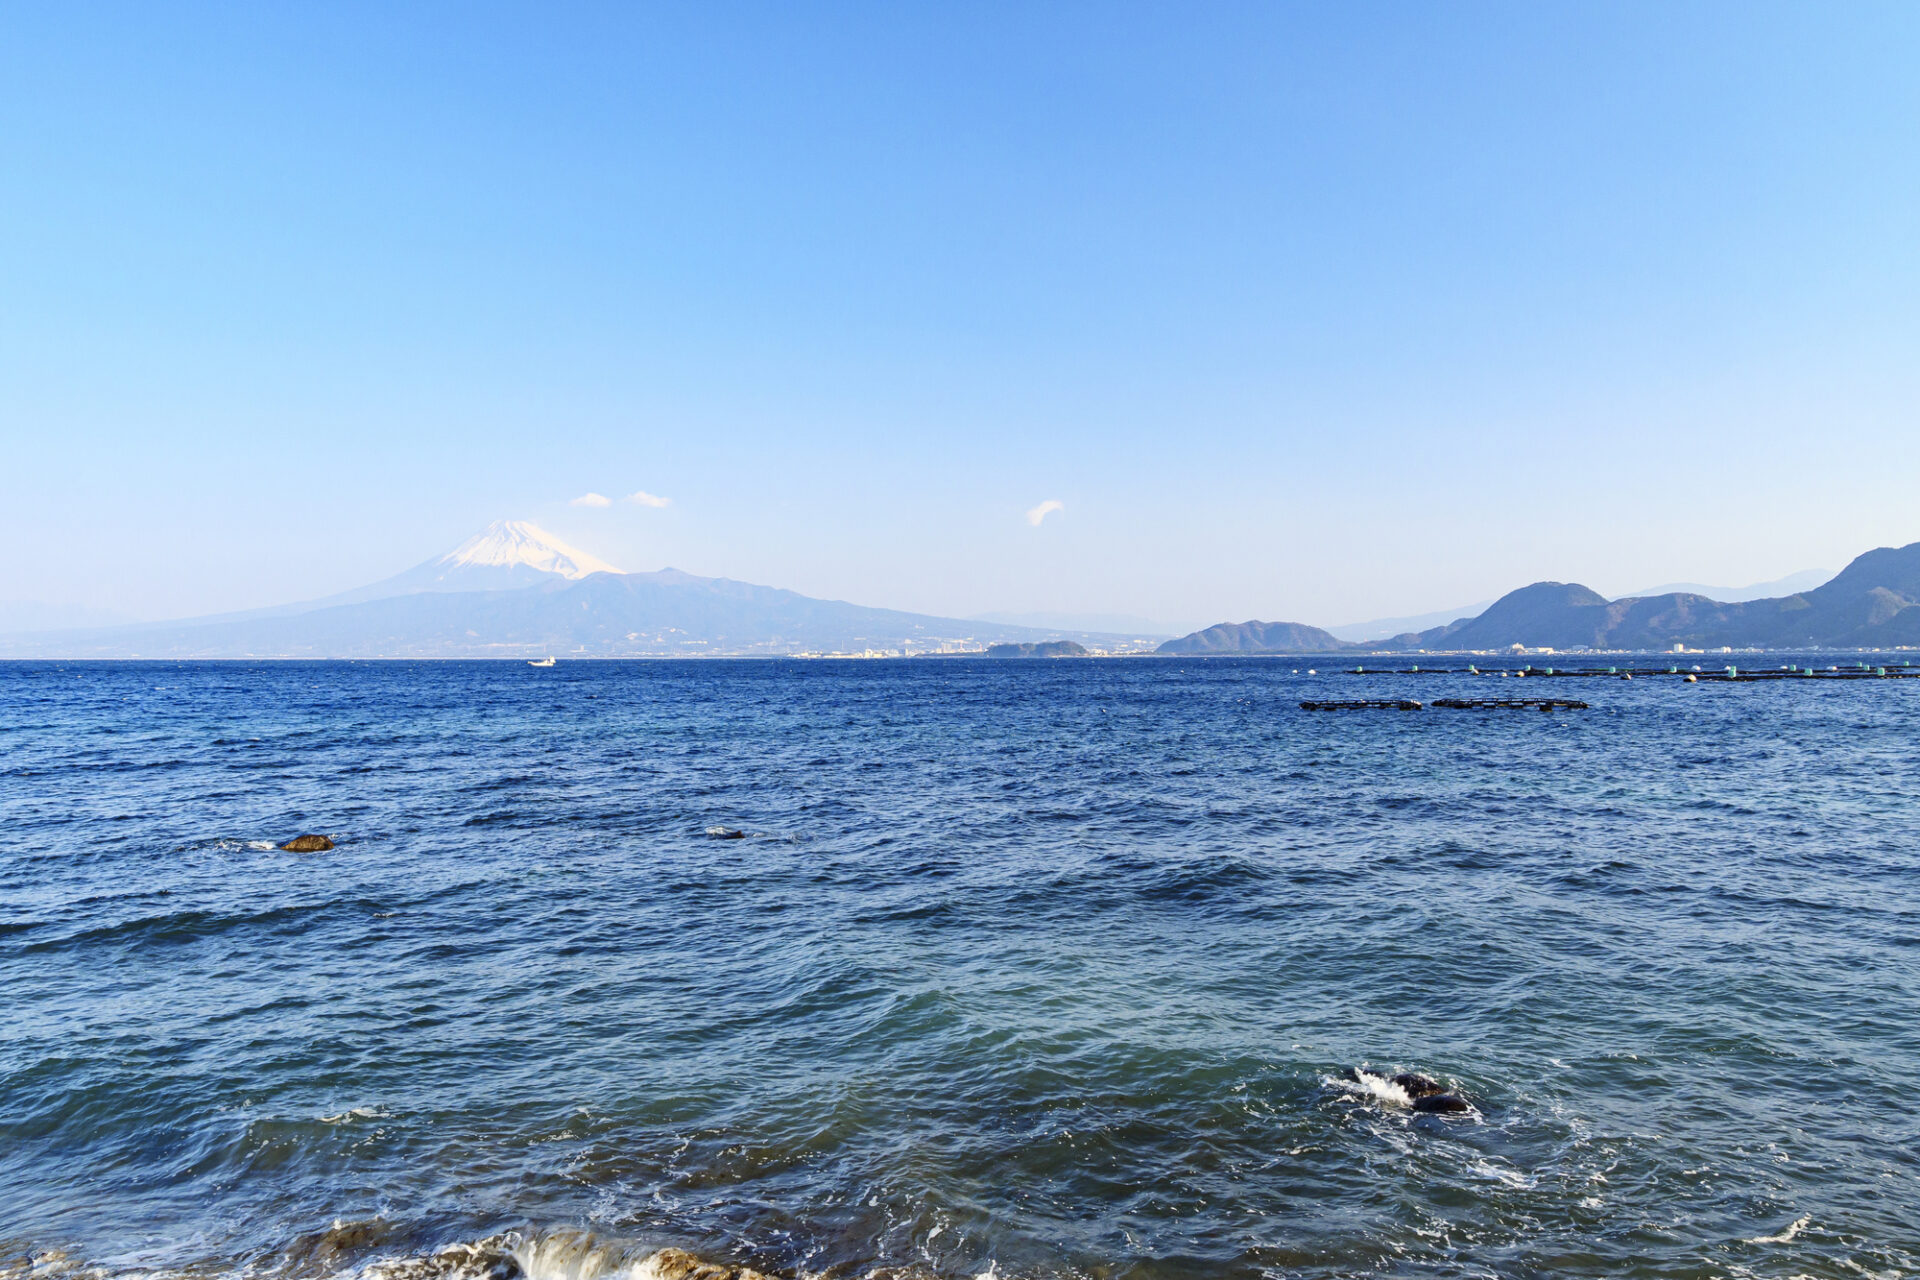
(1695, 666, 1920, 681)
(1300, 699, 1424, 711)
(1343, 662, 1920, 682)
(1431, 698, 1587, 711)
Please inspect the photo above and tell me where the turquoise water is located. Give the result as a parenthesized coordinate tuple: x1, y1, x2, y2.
(3, 658, 1917, 1279)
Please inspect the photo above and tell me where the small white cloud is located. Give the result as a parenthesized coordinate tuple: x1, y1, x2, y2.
(1026, 499, 1065, 526)
(625, 490, 671, 508)
(570, 493, 612, 508)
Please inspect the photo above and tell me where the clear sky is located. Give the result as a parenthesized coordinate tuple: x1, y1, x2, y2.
(5, 2, 1918, 632)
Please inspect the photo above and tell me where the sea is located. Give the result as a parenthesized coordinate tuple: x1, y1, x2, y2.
(3, 657, 1918, 1280)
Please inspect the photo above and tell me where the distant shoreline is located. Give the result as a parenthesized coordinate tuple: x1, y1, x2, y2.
(3, 646, 1916, 663)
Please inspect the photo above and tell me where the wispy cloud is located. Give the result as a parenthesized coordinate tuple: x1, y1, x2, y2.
(570, 493, 612, 508)
(625, 490, 672, 508)
(1026, 499, 1065, 526)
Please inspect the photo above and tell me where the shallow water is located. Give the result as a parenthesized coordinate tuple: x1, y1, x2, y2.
(3, 657, 1918, 1279)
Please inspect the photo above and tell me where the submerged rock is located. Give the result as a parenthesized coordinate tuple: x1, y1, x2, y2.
(281, 834, 334, 852)
(1391, 1072, 1445, 1099)
(705, 826, 747, 840)
(362, 1238, 521, 1280)
(281, 1217, 399, 1276)
(1349, 1067, 1473, 1115)
(645, 1248, 777, 1280)
(508, 1231, 778, 1280)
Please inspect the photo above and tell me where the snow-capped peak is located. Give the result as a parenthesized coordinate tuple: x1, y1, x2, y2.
(438, 520, 622, 579)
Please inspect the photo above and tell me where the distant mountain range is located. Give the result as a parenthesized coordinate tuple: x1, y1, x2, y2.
(1324, 603, 1494, 644)
(0, 521, 1160, 658)
(1618, 568, 1833, 602)
(1157, 541, 1920, 654)
(972, 610, 1176, 637)
(1323, 569, 1833, 643)
(10, 524, 1913, 659)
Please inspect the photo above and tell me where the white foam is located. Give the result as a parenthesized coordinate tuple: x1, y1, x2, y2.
(510, 1232, 653, 1280)
(508, 1230, 794, 1280)
(318, 1107, 389, 1124)
(1468, 1158, 1535, 1190)
(1747, 1215, 1810, 1244)
(1332, 1068, 1414, 1106)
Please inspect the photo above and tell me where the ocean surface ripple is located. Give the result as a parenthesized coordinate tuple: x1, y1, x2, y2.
(3, 658, 1918, 1280)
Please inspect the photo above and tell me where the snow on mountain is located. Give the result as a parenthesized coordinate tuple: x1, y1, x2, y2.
(438, 520, 622, 579)
(319, 519, 627, 602)
(169, 520, 629, 621)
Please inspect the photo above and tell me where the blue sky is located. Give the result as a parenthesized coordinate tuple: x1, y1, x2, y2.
(4, 2, 1918, 631)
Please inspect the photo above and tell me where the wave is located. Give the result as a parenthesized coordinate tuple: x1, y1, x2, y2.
(500, 1230, 774, 1280)
(1746, 1214, 1811, 1245)
(13, 898, 394, 956)
(317, 1107, 390, 1125)
(2, 1229, 776, 1280)
(0, 1225, 1031, 1280)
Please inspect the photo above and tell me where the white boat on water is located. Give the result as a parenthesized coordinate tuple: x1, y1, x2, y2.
(528, 657, 556, 667)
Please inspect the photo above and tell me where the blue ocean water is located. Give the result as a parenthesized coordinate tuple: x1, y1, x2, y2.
(3, 658, 1918, 1280)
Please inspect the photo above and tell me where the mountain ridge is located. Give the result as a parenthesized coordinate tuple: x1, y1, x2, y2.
(11, 527, 1918, 658)
(1156, 620, 1346, 654)
(0, 526, 1162, 657)
(1157, 541, 1920, 654)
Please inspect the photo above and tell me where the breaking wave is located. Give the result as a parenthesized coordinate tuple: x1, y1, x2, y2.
(3, 1227, 999, 1280)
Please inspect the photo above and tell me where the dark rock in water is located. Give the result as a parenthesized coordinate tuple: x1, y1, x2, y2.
(280, 834, 333, 852)
(1351, 1067, 1467, 1112)
(280, 1217, 397, 1276)
(705, 826, 747, 840)
(1392, 1072, 1446, 1099)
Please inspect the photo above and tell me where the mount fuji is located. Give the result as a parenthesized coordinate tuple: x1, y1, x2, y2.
(2, 522, 1157, 658)
(300, 520, 626, 609)
(392, 519, 621, 586)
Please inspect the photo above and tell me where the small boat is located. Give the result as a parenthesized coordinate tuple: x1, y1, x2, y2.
(528, 657, 556, 668)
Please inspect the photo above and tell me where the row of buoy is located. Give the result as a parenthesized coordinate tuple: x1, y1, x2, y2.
(1343, 661, 1914, 681)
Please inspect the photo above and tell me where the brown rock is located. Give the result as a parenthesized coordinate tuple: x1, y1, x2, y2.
(281, 1218, 398, 1276)
(644, 1249, 776, 1280)
(281, 834, 334, 852)
(360, 1237, 520, 1280)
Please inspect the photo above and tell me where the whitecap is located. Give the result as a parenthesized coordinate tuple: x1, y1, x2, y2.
(319, 1106, 390, 1124)
(1747, 1214, 1810, 1244)
(1468, 1158, 1535, 1190)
